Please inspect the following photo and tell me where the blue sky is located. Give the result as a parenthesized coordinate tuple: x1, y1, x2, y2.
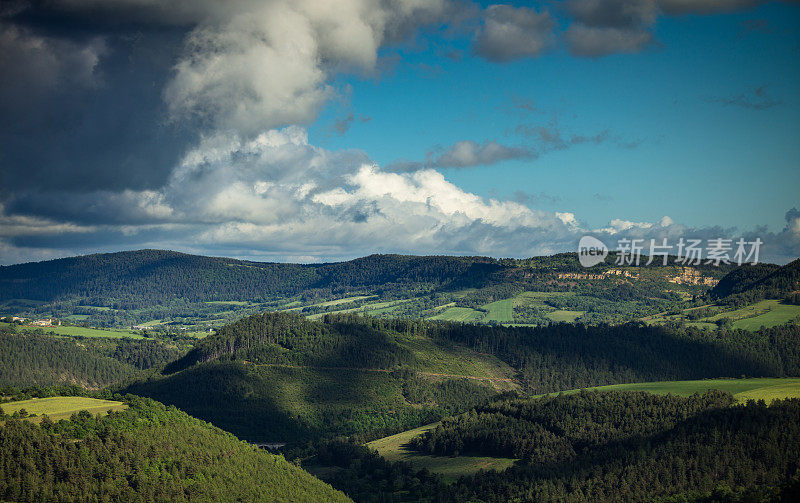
(312, 1, 800, 231)
(0, 0, 798, 264)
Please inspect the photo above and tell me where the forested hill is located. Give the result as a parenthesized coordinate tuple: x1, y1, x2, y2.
(712, 258, 800, 303)
(1, 249, 744, 328)
(128, 311, 800, 442)
(0, 249, 499, 307)
(0, 393, 351, 502)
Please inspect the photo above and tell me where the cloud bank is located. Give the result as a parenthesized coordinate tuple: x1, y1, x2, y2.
(0, 0, 797, 265)
(1, 126, 798, 265)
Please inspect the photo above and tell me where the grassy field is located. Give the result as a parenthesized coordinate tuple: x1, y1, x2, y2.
(546, 309, 584, 322)
(0, 396, 127, 423)
(282, 295, 377, 313)
(483, 299, 514, 323)
(398, 335, 518, 390)
(730, 300, 800, 330)
(362, 299, 415, 316)
(367, 377, 800, 482)
(573, 377, 800, 402)
(643, 300, 800, 331)
(428, 306, 484, 322)
(305, 298, 416, 319)
(0, 322, 145, 339)
(367, 423, 517, 482)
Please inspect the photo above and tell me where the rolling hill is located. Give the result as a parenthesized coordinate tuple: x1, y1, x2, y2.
(711, 258, 800, 303)
(0, 393, 350, 502)
(1, 249, 738, 330)
(124, 311, 800, 443)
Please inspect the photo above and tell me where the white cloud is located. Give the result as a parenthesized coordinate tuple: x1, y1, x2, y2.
(162, 0, 452, 135)
(3, 127, 798, 264)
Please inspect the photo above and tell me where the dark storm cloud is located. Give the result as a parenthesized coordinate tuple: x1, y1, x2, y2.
(0, 4, 193, 192)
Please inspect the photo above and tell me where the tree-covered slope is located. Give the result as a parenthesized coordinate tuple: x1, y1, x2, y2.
(0, 328, 137, 388)
(126, 312, 800, 443)
(129, 313, 505, 442)
(442, 393, 800, 503)
(409, 389, 736, 459)
(0, 324, 186, 389)
(1, 249, 738, 329)
(712, 259, 800, 303)
(0, 249, 493, 307)
(0, 394, 351, 503)
(308, 392, 800, 503)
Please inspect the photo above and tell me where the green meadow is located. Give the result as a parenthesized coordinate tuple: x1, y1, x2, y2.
(483, 299, 514, 323)
(644, 299, 800, 331)
(0, 322, 145, 339)
(428, 306, 484, 322)
(574, 377, 800, 402)
(368, 377, 800, 482)
(1, 396, 127, 423)
(367, 423, 516, 483)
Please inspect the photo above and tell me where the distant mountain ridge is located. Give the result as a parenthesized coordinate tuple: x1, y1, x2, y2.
(0, 249, 499, 306)
(1, 249, 761, 328)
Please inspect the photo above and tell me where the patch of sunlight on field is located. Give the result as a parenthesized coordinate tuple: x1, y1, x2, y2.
(282, 295, 377, 312)
(0, 397, 127, 423)
(428, 307, 484, 322)
(733, 382, 800, 402)
(731, 301, 800, 330)
(399, 336, 517, 385)
(1, 322, 144, 339)
(482, 299, 514, 323)
(367, 423, 517, 483)
(546, 310, 584, 322)
(571, 378, 800, 403)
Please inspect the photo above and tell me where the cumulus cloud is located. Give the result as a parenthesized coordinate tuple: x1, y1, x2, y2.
(2, 126, 796, 265)
(473, 4, 554, 62)
(0, 127, 575, 262)
(160, 0, 454, 135)
(0, 0, 455, 191)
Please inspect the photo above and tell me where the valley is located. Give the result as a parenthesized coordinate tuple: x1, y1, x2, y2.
(1, 251, 799, 502)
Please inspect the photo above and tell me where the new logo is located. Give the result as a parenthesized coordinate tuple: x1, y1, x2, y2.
(578, 236, 608, 268)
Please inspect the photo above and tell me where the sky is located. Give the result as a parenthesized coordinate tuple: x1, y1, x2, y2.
(0, 0, 799, 265)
